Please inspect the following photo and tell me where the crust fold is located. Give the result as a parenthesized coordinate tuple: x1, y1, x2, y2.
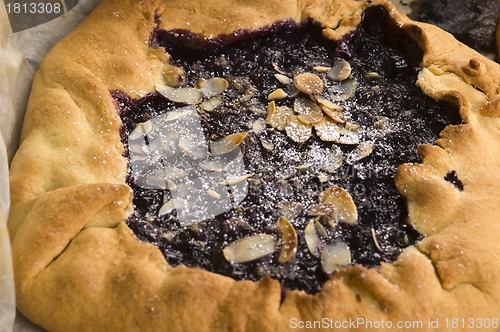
(8, 0, 500, 330)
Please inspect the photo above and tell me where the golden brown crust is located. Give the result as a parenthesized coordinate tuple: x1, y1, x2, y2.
(8, 0, 500, 331)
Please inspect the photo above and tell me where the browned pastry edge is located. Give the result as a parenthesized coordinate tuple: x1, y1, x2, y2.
(8, 0, 500, 330)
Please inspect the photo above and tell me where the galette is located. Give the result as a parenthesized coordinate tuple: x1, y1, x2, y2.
(8, 0, 500, 331)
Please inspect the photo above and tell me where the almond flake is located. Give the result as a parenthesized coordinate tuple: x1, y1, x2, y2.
(294, 96, 323, 125)
(288, 84, 300, 98)
(198, 77, 229, 97)
(371, 227, 383, 252)
(266, 101, 293, 131)
(272, 62, 288, 75)
(285, 116, 312, 143)
(313, 96, 346, 123)
(260, 138, 274, 151)
(198, 160, 227, 172)
(208, 189, 222, 199)
(327, 60, 352, 81)
(308, 202, 336, 217)
(156, 84, 202, 105)
(274, 73, 292, 85)
(129, 120, 153, 140)
(140, 176, 177, 190)
(314, 118, 341, 142)
(294, 163, 313, 170)
(223, 234, 277, 264)
(314, 220, 329, 238)
(276, 216, 298, 263)
(304, 220, 321, 258)
(318, 174, 329, 183)
(210, 132, 247, 156)
(293, 73, 324, 95)
(218, 173, 254, 186)
(321, 240, 351, 274)
(251, 119, 266, 135)
(336, 124, 361, 145)
(279, 202, 303, 220)
(200, 97, 223, 112)
(178, 137, 207, 159)
(328, 79, 357, 102)
(319, 186, 358, 225)
(165, 108, 192, 122)
(158, 199, 190, 216)
(312, 66, 332, 73)
(268, 88, 288, 100)
(148, 167, 187, 180)
(346, 141, 373, 164)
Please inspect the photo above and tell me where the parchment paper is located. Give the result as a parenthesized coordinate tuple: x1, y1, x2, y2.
(0, 0, 101, 330)
(0, 0, 421, 331)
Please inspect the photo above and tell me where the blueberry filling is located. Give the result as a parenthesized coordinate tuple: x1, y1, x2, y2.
(115, 7, 461, 294)
(444, 171, 464, 191)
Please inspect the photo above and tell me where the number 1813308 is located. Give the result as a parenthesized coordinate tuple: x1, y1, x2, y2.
(444, 318, 498, 329)
(6, 2, 62, 14)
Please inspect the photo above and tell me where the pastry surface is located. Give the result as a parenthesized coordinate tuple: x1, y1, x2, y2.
(8, 0, 500, 331)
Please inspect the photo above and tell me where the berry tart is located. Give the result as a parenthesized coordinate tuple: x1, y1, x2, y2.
(8, 0, 500, 330)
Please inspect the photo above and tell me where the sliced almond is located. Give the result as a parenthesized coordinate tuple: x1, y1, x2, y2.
(276, 216, 298, 263)
(304, 220, 321, 258)
(129, 120, 153, 140)
(320, 186, 358, 225)
(294, 163, 313, 171)
(268, 88, 288, 100)
(318, 174, 329, 183)
(288, 84, 301, 98)
(327, 60, 352, 81)
(313, 96, 346, 123)
(156, 84, 202, 105)
(328, 79, 357, 102)
(198, 77, 229, 97)
(218, 173, 254, 186)
(200, 97, 223, 112)
(266, 101, 293, 131)
(336, 124, 361, 145)
(323, 148, 345, 173)
(321, 240, 351, 274)
(178, 137, 207, 159)
(272, 62, 288, 75)
(274, 73, 292, 85)
(314, 118, 341, 142)
(346, 141, 373, 164)
(128, 140, 147, 155)
(148, 167, 187, 180)
(223, 234, 277, 264)
(158, 198, 190, 216)
(314, 220, 329, 238)
(260, 138, 274, 151)
(285, 116, 312, 143)
(198, 160, 227, 172)
(140, 176, 176, 190)
(371, 227, 383, 252)
(294, 96, 323, 125)
(364, 71, 380, 80)
(208, 189, 222, 199)
(308, 202, 336, 217)
(165, 108, 193, 122)
(252, 118, 266, 135)
(322, 106, 346, 124)
(293, 73, 324, 95)
(210, 132, 247, 156)
(279, 202, 303, 220)
(312, 66, 332, 73)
